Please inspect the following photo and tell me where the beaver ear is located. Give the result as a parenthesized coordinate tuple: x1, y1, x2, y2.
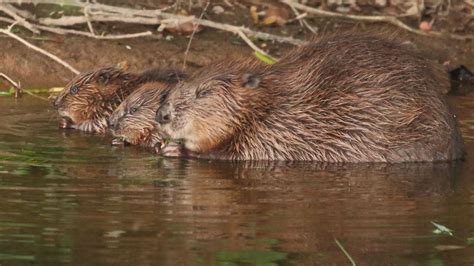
(98, 72, 111, 85)
(241, 73, 261, 89)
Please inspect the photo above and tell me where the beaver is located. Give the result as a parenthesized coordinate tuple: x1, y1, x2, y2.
(52, 66, 185, 133)
(108, 81, 175, 151)
(155, 33, 465, 162)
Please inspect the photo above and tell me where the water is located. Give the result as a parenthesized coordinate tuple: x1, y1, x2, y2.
(1, 95, 474, 265)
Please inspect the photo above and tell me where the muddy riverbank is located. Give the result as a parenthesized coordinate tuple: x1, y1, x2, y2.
(0, 1, 473, 89)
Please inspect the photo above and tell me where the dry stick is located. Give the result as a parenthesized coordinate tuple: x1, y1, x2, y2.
(4, 4, 35, 20)
(281, 0, 474, 41)
(0, 72, 49, 100)
(0, 17, 152, 39)
(183, 1, 209, 69)
(0, 4, 39, 34)
(84, 5, 96, 35)
(287, 4, 317, 34)
(0, 73, 19, 88)
(0, 25, 80, 74)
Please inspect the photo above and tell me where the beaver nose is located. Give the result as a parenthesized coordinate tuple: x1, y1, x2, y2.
(156, 103, 172, 125)
(107, 119, 115, 129)
(52, 97, 60, 109)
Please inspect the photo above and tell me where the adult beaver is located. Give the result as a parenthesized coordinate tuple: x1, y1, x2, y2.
(108, 81, 176, 151)
(155, 33, 465, 162)
(53, 66, 185, 133)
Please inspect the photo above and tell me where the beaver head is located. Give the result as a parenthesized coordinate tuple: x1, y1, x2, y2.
(155, 59, 265, 153)
(53, 66, 137, 133)
(109, 81, 170, 151)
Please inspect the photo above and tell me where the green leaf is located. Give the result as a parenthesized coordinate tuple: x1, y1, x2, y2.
(466, 237, 474, 245)
(254, 51, 277, 65)
(431, 221, 454, 236)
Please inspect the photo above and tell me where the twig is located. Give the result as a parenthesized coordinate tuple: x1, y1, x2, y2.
(0, 72, 49, 100)
(0, 72, 20, 90)
(0, 25, 80, 74)
(183, 1, 209, 69)
(281, 0, 474, 41)
(84, 4, 96, 35)
(4, 4, 35, 20)
(286, 3, 317, 34)
(0, 4, 39, 34)
(0, 17, 152, 39)
(237, 30, 277, 62)
(334, 238, 357, 266)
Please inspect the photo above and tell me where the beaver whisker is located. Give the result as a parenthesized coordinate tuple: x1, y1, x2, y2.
(54, 66, 186, 135)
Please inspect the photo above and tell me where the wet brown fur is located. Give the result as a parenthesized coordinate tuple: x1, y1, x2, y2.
(158, 33, 465, 162)
(53, 66, 184, 133)
(109, 81, 174, 149)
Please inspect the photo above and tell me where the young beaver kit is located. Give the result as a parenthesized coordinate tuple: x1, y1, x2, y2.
(53, 66, 184, 133)
(108, 81, 176, 151)
(156, 33, 465, 162)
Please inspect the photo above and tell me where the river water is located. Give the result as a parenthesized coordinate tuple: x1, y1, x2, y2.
(0, 95, 474, 265)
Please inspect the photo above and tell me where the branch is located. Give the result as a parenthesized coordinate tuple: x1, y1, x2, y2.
(183, 2, 209, 69)
(0, 72, 49, 100)
(0, 26, 80, 74)
(0, 4, 39, 34)
(0, 72, 20, 89)
(0, 17, 152, 39)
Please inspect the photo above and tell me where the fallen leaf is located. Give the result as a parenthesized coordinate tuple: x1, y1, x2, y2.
(262, 5, 289, 26)
(250, 6, 259, 24)
(165, 22, 202, 35)
(419, 21, 432, 32)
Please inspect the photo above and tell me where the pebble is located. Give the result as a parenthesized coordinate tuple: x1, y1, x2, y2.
(213, 5, 225, 15)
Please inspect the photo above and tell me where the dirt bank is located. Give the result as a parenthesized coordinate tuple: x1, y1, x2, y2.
(0, 2, 473, 89)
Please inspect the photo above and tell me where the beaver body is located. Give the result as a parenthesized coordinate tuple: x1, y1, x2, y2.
(53, 66, 185, 133)
(108, 81, 176, 151)
(156, 33, 465, 162)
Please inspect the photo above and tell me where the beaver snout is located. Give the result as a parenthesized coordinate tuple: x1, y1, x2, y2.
(58, 116, 74, 129)
(156, 103, 172, 125)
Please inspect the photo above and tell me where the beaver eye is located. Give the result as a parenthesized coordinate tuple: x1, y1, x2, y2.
(159, 92, 168, 104)
(129, 107, 138, 114)
(70, 85, 79, 95)
(196, 90, 210, 98)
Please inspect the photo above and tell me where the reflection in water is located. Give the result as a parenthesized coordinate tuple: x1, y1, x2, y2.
(0, 96, 474, 265)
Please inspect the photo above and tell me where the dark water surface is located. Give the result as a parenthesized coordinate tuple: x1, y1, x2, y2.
(1, 95, 474, 265)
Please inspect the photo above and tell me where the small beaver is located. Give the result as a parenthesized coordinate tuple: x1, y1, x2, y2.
(155, 33, 465, 162)
(53, 66, 185, 133)
(108, 81, 175, 151)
